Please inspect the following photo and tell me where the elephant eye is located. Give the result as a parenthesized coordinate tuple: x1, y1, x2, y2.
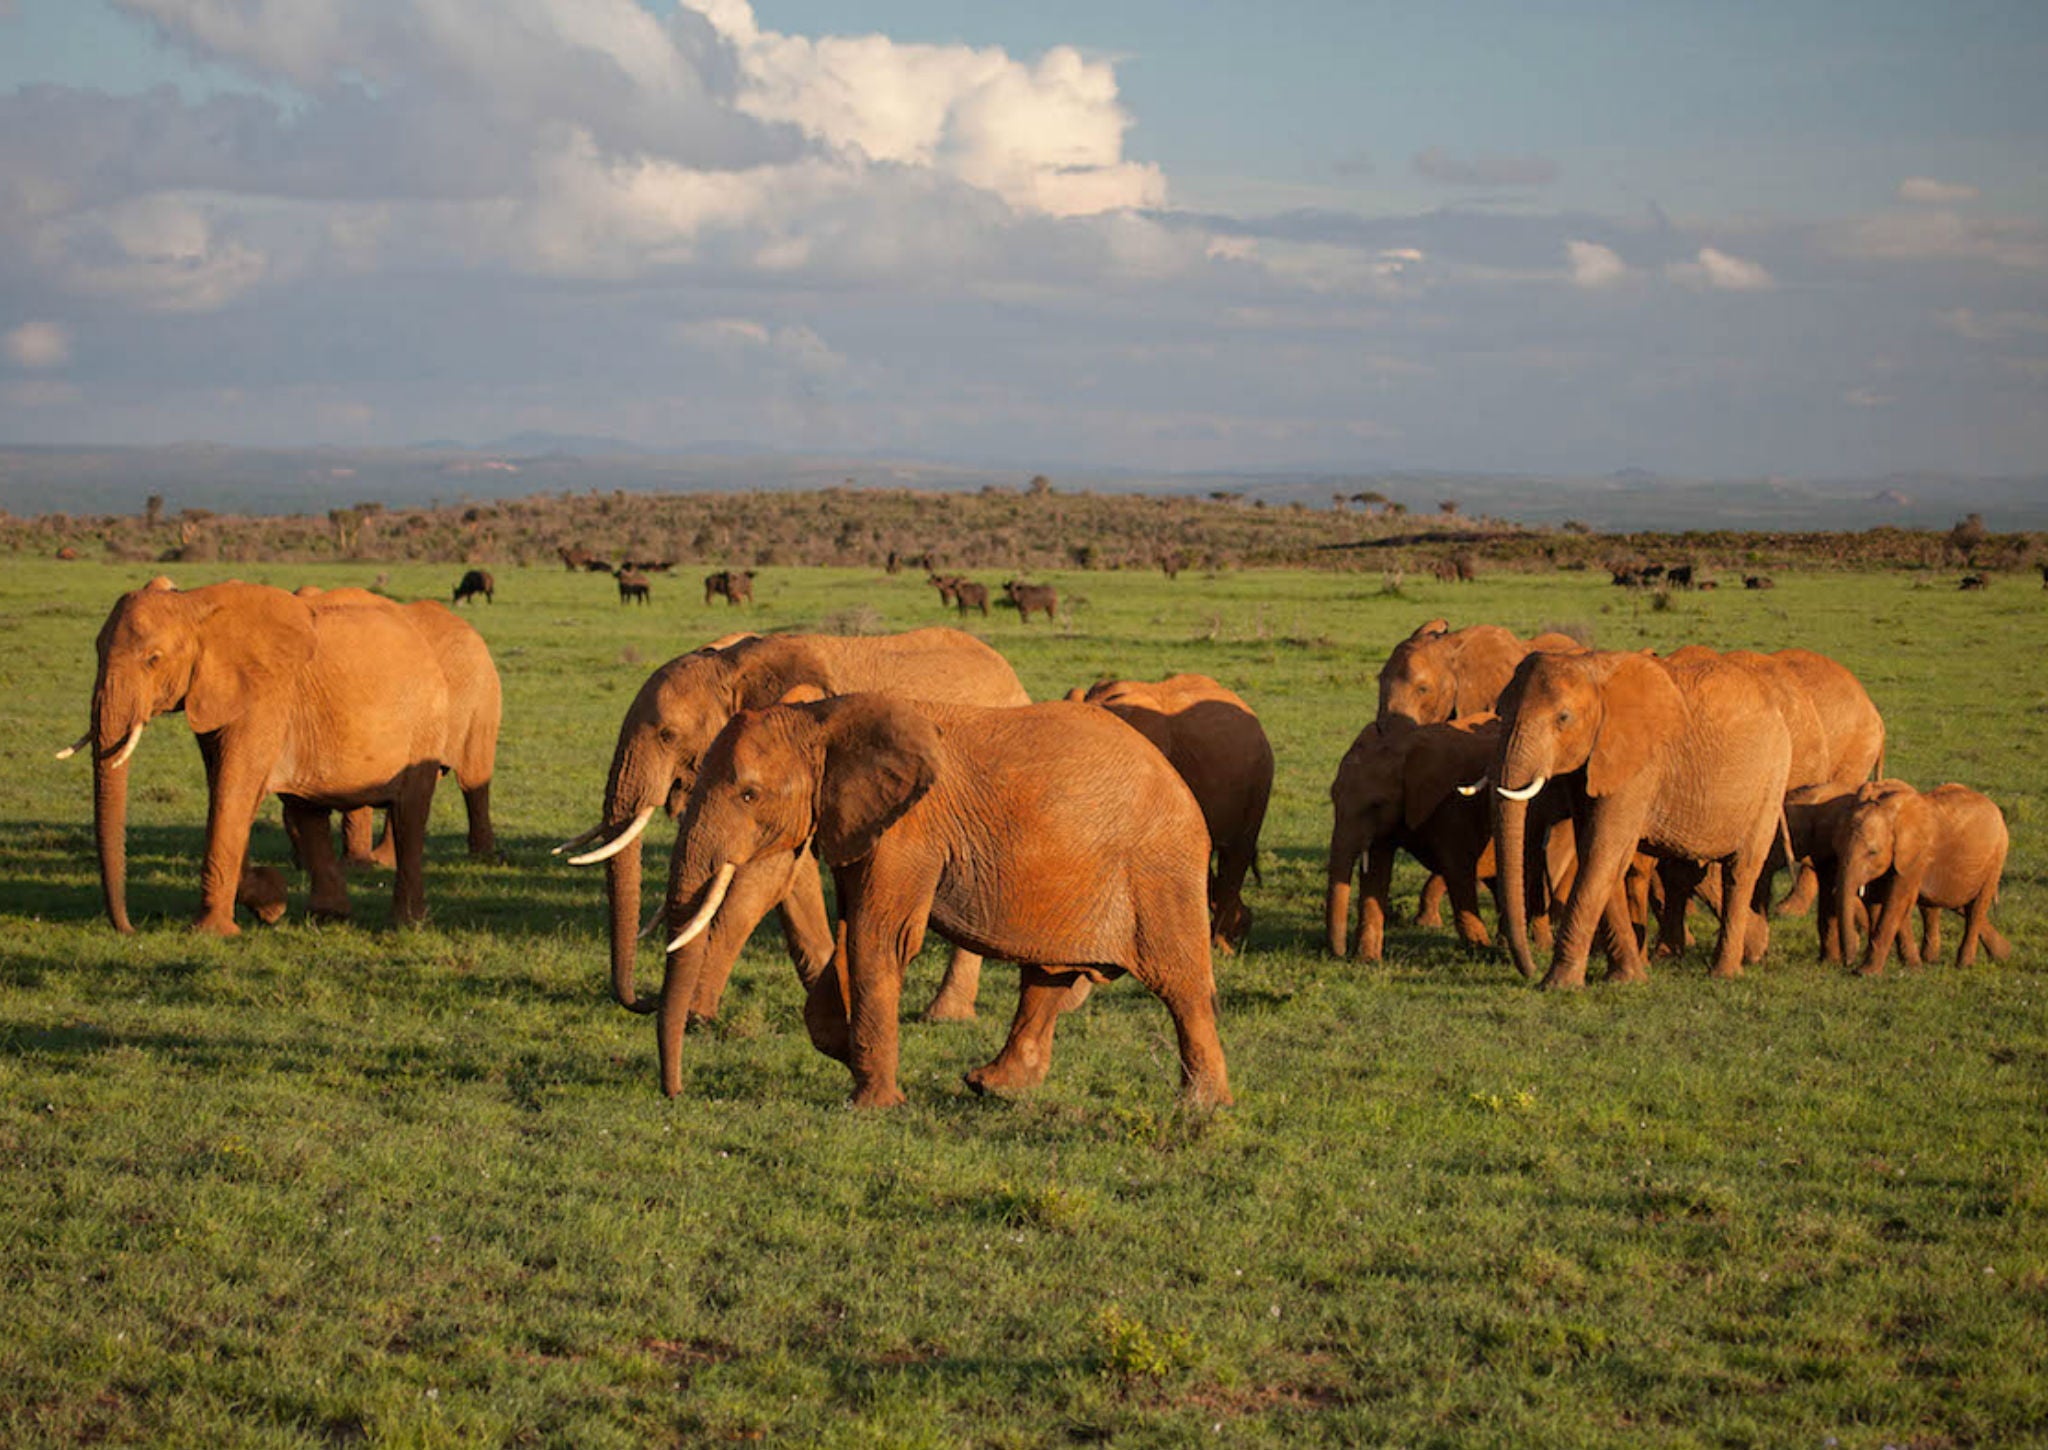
(739, 787, 758, 804)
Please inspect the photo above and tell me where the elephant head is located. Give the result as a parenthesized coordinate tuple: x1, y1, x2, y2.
(1491, 651, 1680, 979)
(560, 634, 829, 1016)
(1326, 721, 1414, 959)
(656, 695, 939, 1096)
(70, 578, 315, 933)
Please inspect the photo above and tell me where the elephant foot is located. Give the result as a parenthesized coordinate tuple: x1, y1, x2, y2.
(1537, 967, 1587, 991)
(1605, 961, 1651, 985)
(964, 1053, 1051, 1097)
(308, 901, 352, 924)
(1853, 962, 1885, 978)
(1209, 934, 1238, 957)
(1708, 961, 1745, 980)
(920, 993, 977, 1023)
(848, 1081, 907, 1109)
(190, 913, 241, 938)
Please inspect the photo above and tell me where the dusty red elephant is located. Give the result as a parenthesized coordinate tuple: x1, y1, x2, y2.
(661, 696, 1232, 1109)
(1836, 780, 2011, 974)
(1067, 673, 1273, 952)
(560, 629, 1031, 1054)
(65, 578, 450, 934)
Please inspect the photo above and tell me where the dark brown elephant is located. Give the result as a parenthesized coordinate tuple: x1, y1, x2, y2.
(1838, 781, 2011, 974)
(65, 578, 450, 934)
(561, 629, 1031, 1047)
(1492, 648, 1791, 987)
(340, 597, 502, 869)
(1376, 619, 1582, 922)
(1068, 674, 1273, 952)
(661, 695, 1231, 1108)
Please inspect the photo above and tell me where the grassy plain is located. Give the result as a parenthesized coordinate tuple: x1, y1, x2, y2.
(2, 558, 2045, 1447)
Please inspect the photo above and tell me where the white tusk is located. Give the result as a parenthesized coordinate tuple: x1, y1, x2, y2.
(55, 731, 92, 761)
(107, 724, 144, 771)
(667, 862, 738, 953)
(550, 821, 608, 856)
(1496, 775, 1548, 802)
(1456, 777, 1490, 797)
(637, 901, 666, 940)
(566, 807, 655, 866)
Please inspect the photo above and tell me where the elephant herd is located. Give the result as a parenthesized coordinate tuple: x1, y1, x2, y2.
(1332, 620, 2011, 991)
(61, 580, 2011, 1111)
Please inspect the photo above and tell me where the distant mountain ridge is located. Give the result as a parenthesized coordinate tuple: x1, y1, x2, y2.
(1, 442, 2042, 532)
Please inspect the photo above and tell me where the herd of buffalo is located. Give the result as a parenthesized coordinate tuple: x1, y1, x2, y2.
(65, 574, 2011, 1106)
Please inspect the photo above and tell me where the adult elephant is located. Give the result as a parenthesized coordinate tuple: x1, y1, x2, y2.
(339, 597, 502, 867)
(1376, 619, 1582, 924)
(661, 695, 1231, 1108)
(1491, 648, 1791, 987)
(561, 629, 1030, 1037)
(64, 578, 450, 934)
(1066, 674, 1273, 952)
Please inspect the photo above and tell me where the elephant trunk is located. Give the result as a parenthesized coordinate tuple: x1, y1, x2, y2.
(1839, 861, 1871, 965)
(1495, 794, 1539, 980)
(92, 708, 140, 935)
(1325, 818, 1366, 957)
(587, 737, 675, 1014)
(607, 845, 656, 1013)
(654, 848, 737, 1098)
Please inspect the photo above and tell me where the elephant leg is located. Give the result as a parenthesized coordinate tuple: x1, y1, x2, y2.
(1601, 881, 1651, 984)
(1444, 862, 1490, 948)
(1774, 862, 1820, 917)
(461, 779, 495, 859)
(841, 883, 932, 1108)
(1145, 954, 1232, 1108)
(1811, 862, 1844, 963)
(1954, 893, 2002, 968)
(1210, 845, 1256, 954)
(1542, 815, 1637, 990)
(1710, 833, 1774, 980)
(340, 806, 389, 868)
(1355, 845, 1396, 963)
(1918, 904, 1941, 966)
(921, 948, 984, 1022)
(284, 799, 350, 921)
(683, 854, 807, 1020)
(1414, 871, 1448, 928)
(801, 922, 853, 1064)
(193, 736, 269, 936)
(1979, 914, 2013, 964)
(1857, 868, 1923, 976)
(966, 964, 1083, 1095)
(1652, 858, 1707, 960)
(387, 764, 437, 927)
(774, 851, 837, 994)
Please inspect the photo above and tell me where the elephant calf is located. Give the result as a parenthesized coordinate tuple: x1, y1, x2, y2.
(1838, 780, 2011, 974)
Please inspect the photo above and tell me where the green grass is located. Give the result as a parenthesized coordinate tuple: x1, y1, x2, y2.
(3, 559, 2045, 1447)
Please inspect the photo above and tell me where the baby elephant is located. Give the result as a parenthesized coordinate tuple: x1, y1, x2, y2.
(663, 695, 1230, 1109)
(1838, 780, 2011, 974)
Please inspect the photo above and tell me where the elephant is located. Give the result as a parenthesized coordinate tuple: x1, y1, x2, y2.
(560, 628, 1032, 1054)
(339, 597, 502, 868)
(1376, 619, 1583, 923)
(661, 694, 1232, 1108)
(705, 569, 754, 606)
(1066, 673, 1273, 952)
(1326, 715, 1577, 963)
(1491, 648, 1792, 987)
(66, 578, 450, 934)
(1005, 580, 1058, 622)
(617, 570, 651, 605)
(1837, 781, 2011, 974)
(1648, 645, 1884, 942)
(452, 569, 493, 605)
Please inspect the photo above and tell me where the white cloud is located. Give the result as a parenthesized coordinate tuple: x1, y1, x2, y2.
(675, 317, 844, 375)
(1897, 177, 1980, 206)
(41, 195, 270, 311)
(1836, 210, 2048, 271)
(1936, 308, 2048, 342)
(1667, 246, 1773, 292)
(704, 7, 1163, 216)
(1565, 240, 1628, 289)
(4, 320, 72, 370)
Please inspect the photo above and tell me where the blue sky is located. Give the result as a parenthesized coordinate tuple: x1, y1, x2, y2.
(2, 0, 2044, 477)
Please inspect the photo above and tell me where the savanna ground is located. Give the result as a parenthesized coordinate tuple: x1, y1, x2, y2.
(2, 557, 2044, 1448)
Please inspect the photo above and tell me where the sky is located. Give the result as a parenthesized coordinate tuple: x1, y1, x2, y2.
(1, 0, 2045, 478)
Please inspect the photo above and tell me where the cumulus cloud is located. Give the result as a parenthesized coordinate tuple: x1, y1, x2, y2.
(5, 321, 72, 370)
(1897, 176, 1980, 206)
(1565, 240, 1629, 289)
(1412, 146, 1560, 187)
(1667, 246, 1774, 292)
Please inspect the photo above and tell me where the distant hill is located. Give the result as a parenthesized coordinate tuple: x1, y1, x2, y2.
(1, 443, 2043, 532)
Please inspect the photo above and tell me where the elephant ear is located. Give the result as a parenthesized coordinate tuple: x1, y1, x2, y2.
(1405, 721, 1493, 830)
(1407, 618, 1450, 642)
(1586, 654, 1683, 799)
(814, 695, 940, 866)
(1889, 792, 1937, 874)
(727, 637, 831, 712)
(186, 584, 317, 734)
